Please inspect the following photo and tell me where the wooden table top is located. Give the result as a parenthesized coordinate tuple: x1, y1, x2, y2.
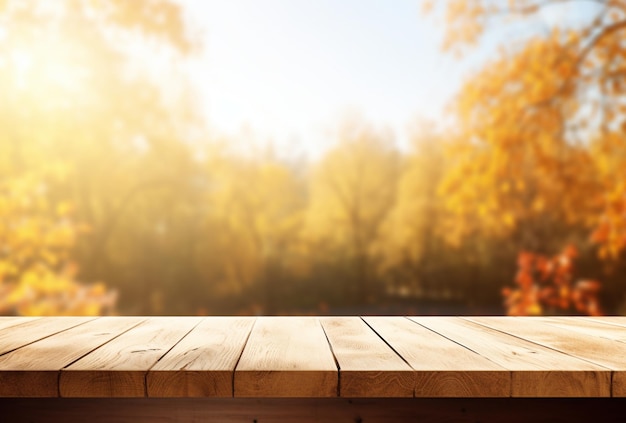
(0, 316, 625, 398)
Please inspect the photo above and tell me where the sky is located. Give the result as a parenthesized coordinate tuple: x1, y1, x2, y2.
(178, 0, 466, 158)
(178, 0, 603, 159)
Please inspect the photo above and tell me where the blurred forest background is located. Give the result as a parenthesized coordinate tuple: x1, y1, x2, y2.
(1, 0, 626, 316)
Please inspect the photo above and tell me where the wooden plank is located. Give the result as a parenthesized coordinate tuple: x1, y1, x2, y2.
(234, 317, 337, 397)
(364, 316, 509, 397)
(0, 316, 96, 356)
(147, 317, 255, 397)
(530, 316, 626, 343)
(466, 316, 626, 397)
(60, 317, 201, 398)
(319, 317, 413, 397)
(587, 316, 626, 328)
(0, 317, 41, 332)
(0, 316, 623, 401)
(0, 317, 143, 397)
(410, 317, 610, 397)
(3, 398, 626, 423)
(465, 317, 626, 370)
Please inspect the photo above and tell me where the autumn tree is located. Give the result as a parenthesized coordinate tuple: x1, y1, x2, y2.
(427, 0, 626, 251)
(425, 0, 626, 313)
(377, 121, 448, 299)
(0, 169, 116, 315)
(0, 0, 202, 314)
(196, 146, 307, 313)
(306, 117, 400, 305)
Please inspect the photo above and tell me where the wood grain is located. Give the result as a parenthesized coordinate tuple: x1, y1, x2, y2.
(466, 316, 626, 396)
(60, 317, 200, 397)
(0, 316, 96, 356)
(466, 316, 626, 369)
(587, 316, 626, 328)
(530, 316, 626, 343)
(0, 317, 143, 397)
(147, 317, 255, 397)
(411, 316, 610, 397)
(364, 316, 509, 397)
(234, 317, 337, 397)
(319, 317, 413, 397)
(0, 317, 40, 332)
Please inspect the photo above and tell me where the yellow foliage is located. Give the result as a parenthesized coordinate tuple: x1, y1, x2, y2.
(305, 117, 399, 301)
(306, 118, 399, 254)
(376, 122, 446, 276)
(0, 172, 116, 316)
(196, 148, 307, 295)
(430, 0, 626, 260)
(437, 32, 602, 244)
